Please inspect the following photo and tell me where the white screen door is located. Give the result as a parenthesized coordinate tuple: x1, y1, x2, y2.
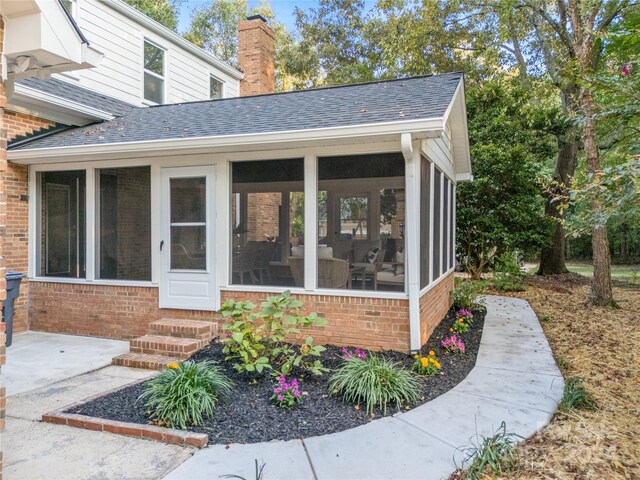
(160, 166, 216, 310)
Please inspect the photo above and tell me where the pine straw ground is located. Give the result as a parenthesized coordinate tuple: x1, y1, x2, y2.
(482, 274, 640, 480)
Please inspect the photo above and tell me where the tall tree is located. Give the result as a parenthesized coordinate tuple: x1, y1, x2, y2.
(124, 0, 183, 31)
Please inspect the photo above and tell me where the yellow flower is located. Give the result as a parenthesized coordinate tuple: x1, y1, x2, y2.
(458, 318, 464, 323)
(429, 351, 435, 357)
(414, 354, 419, 359)
(435, 362, 441, 369)
(421, 357, 428, 367)
(449, 328, 454, 332)
(429, 358, 436, 364)
(167, 362, 179, 369)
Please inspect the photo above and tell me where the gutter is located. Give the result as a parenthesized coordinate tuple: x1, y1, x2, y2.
(101, 0, 243, 81)
(8, 117, 445, 164)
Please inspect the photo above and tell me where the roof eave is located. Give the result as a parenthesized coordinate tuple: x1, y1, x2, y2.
(8, 117, 445, 164)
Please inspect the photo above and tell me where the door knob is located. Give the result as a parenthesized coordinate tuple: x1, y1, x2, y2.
(160, 240, 165, 251)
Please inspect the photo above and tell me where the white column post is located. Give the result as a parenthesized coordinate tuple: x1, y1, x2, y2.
(215, 161, 231, 296)
(429, 162, 435, 284)
(85, 167, 95, 281)
(452, 184, 457, 270)
(402, 134, 422, 352)
(303, 154, 318, 290)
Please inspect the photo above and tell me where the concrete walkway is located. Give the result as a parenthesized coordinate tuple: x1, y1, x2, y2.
(3, 333, 195, 480)
(165, 296, 564, 480)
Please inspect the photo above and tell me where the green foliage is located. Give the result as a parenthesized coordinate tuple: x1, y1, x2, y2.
(456, 78, 556, 278)
(452, 279, 486, 311)
(451, 317, 471, 334)
(140, 361, 232, 430)
(458, 422, 522, 480)
(492, 252, 527, 292)
(123, 0, 183, 31)
(220, 291, 328, 376)
(411, 353, 441, 376)
(560, 377, 597, 413)
(328, 354, 420, 415)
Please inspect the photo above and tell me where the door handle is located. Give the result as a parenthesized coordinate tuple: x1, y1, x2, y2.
(160, 240, 164, 251)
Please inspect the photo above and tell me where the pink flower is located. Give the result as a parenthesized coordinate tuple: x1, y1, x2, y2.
(621, 63, 631, 76)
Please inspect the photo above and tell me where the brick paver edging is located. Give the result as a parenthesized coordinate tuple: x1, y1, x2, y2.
(41, 379, 208, 448)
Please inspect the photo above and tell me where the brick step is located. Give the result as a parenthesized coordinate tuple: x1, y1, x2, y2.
(112, 353, 181, 370)
(130, 335, 201, 359)
(148, 318, 218, 340)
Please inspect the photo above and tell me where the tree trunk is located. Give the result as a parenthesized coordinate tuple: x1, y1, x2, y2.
(582, 89, 614, 306)
(537, 86, 580, 276)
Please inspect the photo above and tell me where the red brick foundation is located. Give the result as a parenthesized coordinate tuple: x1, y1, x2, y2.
(221, 290, 411, 352)
(419, 272, 455, 345)
(28, 282, 222, 340)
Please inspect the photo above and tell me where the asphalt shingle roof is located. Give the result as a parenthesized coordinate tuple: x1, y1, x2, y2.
(11, 72, 462, 151)
(17, 77, 137, 117)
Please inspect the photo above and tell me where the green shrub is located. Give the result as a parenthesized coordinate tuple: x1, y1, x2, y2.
(452, 279, 486, 311)
(560, 377, 597, 412)
(328, 354, 420, 415)
(493, 272, 526, 292)
(220, 290, 328, 376)
(140, 361, 233, 429)
(492, 252, 527, 292)
(458, 421, 522, 479)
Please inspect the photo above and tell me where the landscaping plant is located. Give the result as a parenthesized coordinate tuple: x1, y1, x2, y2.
(458, 421, 522, 479)
(140, 361, 233, 430)
(340, 346, 367, 361)
(411, 351, 441, 375)
(441, 334, 465, 354)
(559, 377, 597, 413)
(452, 279, 486, 311)
(328, 354, 420, 415)
(220, 291, 328, 376)
(451, 317, 471, 334)
(271, 375, 302, 410)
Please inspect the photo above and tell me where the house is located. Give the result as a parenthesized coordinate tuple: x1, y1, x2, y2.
(2, 1, 472, 365)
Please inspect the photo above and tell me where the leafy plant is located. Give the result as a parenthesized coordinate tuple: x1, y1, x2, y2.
(451, 317, 471, 334)
(559, 377, 597, 412)
(458, 422, 522, 479)
(328, 354, 420, 415)
(139, 361, 232, 430)
(411, 351, 441, 375)
(452, 280, 486, 311)
(340, 346, 367, 361)
(220, 291, 328, 376)
(441, 335, 465, 354)
(271, 375, 302, 410)
(493, 273, 526, 292)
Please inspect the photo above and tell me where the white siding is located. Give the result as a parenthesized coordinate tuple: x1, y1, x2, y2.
(422, 137, 454, 181)
(55, 0, 241, 106)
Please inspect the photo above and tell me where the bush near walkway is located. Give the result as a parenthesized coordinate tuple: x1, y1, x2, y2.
(482, 274, 640, 479)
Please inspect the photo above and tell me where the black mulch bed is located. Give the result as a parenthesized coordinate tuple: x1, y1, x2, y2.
(67, 306, 486, 445)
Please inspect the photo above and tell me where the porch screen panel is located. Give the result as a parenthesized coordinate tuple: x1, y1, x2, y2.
(450, 183, 456, 270)
(420, 156, 431, 289)
(443, 178, 450, 274)
(317, 153, 406, 292)
(433, 168, 442, 280)
(231, 159, 304, 286)
(40, 171, 86, 278)
(97, 167, 151, 280)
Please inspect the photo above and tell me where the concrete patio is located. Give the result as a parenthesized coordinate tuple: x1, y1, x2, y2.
(2, 296, 564, 480)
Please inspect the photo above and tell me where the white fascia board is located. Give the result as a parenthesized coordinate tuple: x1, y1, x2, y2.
(8, 117, 445, 164)
(456, 172, 473, 182)
(12, 83, 114, 122)
(448, 80, 472, 178)
(100, 0, 243, 81)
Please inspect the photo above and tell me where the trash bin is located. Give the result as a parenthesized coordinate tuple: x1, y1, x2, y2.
(2, 271, 26, 347)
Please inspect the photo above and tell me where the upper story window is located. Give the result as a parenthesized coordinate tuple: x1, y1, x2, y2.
(210, 75, 223, 99)
(143, 40, 165, 104)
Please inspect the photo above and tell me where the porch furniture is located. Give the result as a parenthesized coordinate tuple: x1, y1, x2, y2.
(376, 252, 405, 289)
(232, 241, 261, 284)
(351, 248, 386, 289)
(253, 241, 277, 284)
(348, 265, 366, 289)
(288, 257, 350, 289)
(291, 245, 334, 258)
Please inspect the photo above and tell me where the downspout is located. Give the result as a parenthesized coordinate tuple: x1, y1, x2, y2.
(401, 133, 422, 352)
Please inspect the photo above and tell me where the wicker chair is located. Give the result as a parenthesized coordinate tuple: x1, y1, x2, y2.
(288, 257, 349, 289)
(232, 242, 261, 284)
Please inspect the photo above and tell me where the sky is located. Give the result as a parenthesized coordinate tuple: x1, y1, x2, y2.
(177, 1, 323, 32)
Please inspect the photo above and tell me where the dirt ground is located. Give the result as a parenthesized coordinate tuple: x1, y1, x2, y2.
(486, 274, 640, 479)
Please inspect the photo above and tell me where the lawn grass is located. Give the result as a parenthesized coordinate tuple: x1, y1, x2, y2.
(565, 262, 640, 282)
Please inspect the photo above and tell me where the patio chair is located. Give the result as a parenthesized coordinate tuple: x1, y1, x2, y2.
(253, 241, 277, 284)
(232, 241, 261, 284)
(375, 261, 405, 290)
(351, 248, 386, 289)
(287, 257, 349, 289)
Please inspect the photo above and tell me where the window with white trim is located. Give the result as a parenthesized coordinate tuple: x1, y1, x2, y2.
(143, 40, 165, 104)
(210, 75, 223, 99)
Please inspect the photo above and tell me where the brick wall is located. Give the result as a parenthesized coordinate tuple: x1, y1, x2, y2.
(237, 16, 275, 96)
(221, 290, 411, 352)
(247, 192, 281, 242)
(419, 271, 455, 345)
(4, 111, 53, 333)
(28, 283, 222, 340)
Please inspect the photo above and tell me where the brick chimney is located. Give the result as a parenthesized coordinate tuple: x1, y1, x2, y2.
(237, 15, 275, 96)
